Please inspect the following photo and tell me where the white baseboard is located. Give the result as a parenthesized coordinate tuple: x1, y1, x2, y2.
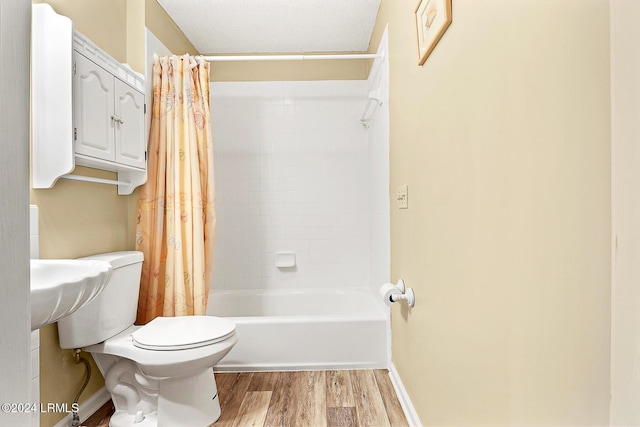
(52, 387, 110, 427)
(388, 363, 422, 427)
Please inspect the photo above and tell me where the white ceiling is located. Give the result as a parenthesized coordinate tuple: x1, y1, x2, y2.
(157, 0, 381, 54)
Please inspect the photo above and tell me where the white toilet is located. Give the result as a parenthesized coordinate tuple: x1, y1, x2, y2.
(57, 251, 237, 427)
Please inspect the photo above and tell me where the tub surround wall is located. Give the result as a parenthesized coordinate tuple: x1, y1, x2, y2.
(211, 80, 376, 291)
(369, 0, 611, 425)
(366, 29, 390, 309)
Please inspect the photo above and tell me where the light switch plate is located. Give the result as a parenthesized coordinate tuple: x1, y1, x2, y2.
(397, 185, 408, 209)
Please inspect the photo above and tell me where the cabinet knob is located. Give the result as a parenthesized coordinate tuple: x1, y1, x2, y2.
(111, 115, 124, 125)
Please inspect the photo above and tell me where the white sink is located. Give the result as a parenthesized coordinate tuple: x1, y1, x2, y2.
(30, 259, 112, 331)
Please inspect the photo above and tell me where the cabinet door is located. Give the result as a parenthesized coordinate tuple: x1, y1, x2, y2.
(73, 52, 115, 161)
(114, 79, 146, 169)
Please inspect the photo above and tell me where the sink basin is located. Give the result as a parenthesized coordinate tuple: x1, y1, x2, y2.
(30, 259, 112, 331)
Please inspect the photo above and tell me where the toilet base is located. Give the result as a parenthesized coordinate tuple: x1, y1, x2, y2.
(157, 368, 221, 427)
(105, 366, 221, 427)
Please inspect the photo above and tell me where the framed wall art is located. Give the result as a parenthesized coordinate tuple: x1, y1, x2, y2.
(415, 0, 452, 65)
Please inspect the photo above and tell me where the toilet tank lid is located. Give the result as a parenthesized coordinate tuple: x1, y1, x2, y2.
(78, 251, 144, 269)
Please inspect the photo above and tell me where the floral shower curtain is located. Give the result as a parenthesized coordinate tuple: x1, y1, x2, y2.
(135, 54, 215, 324)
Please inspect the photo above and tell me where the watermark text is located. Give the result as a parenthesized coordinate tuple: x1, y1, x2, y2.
(1, 402, 79, 413)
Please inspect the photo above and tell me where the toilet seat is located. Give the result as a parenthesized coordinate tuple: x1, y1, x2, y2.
(132, 316, 236, 351)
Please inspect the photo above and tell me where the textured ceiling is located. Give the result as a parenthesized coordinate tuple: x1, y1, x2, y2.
(157, 0, 381, 54)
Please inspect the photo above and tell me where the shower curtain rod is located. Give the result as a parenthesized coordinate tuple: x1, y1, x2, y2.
(202, 53, 384, 62)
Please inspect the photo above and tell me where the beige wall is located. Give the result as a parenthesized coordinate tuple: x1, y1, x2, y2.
(30, 2, 195, 426)
(145, 0, 198, 55)
(210, 56, 368, 81)
(127, 0, 146, 73)
(33, 0, 128, 63)
(370, 0, 611, 425)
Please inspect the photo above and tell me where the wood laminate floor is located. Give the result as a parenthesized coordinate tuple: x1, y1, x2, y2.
(83, 370, 409, 427)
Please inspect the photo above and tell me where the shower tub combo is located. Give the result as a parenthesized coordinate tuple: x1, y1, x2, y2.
(207, 288, 388, 371)
(208, 75, 391, 371)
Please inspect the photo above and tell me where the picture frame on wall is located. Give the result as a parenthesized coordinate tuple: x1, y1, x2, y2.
(415, 0, 452, 65)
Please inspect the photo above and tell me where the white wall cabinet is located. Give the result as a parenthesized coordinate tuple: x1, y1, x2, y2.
(74, 52, 146, 170)
(32, 4, 147, 195)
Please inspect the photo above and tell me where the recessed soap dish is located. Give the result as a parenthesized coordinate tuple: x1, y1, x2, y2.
(275, 252, 296, 268)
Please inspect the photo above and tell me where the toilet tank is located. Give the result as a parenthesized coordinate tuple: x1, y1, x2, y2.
(57, 251, 144, 349)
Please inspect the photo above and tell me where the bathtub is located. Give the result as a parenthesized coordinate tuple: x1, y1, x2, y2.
(207, 288, 389, 371)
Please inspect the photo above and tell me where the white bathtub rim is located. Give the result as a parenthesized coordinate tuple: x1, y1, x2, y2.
(209, 286, 377, 296)
(227, 314, 386, 323)
(208, 287, 389, 318)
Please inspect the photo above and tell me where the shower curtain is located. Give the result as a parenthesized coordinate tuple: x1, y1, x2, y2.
(135, 54, 215, 324)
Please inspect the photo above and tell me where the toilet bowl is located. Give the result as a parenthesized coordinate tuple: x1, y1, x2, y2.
(57, 251, 237, 427)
